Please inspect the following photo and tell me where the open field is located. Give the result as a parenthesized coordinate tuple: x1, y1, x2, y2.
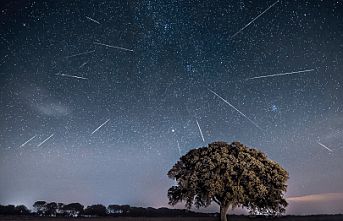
(1, 216, 343, 221)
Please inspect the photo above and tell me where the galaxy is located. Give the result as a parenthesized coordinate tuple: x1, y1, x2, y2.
(0, 0, 343, 215)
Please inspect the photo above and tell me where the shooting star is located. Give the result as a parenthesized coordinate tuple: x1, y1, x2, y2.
(20, 135, 36, 148)
(208, 89, 263, 131)
(231, 0, 280, 38)
(94, 42, 134, 52)
(91, 119, 110, 134)
(65, 50, 95, 58)
(176, 140, 182, 156)
(86, 16, 101, 24)
(37, 134, 54, 147)
(195, 120, 205, 142)
(246, 69, 315, 80)
(55, 73, 88, 80)
(317, 141, 333, 152)
(79, 61, 89, 68)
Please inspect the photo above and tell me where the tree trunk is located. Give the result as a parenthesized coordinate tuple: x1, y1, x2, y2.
(220, 204, 229, 221)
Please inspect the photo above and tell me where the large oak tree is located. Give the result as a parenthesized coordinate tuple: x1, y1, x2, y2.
(167, 141, 289, 221)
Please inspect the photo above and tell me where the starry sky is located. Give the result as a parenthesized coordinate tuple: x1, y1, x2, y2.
(1, 0, 343, 215)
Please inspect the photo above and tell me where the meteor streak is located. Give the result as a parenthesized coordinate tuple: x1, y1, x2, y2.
(91, 119, 110, 134)
(317, 141, 333, 152)
(208, 89, 263, 131)
(94, 42, 134, 52)
(176, 140, 182, 156)
(56, 73, 88, 80)
(20, 135, 36, 147)
(231, 0, 280, 38)
(86, 16, 100, 24)
(79, 61, 89, 68)
(195, 120, 205, 142)
(246, 69, 315, 80)
(37, 134, 54, 147)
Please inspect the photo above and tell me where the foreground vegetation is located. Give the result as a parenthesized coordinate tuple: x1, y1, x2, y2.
(0, 203, 210, 218)
(1, 215, 343, 221)
(168, 142, 289, 221)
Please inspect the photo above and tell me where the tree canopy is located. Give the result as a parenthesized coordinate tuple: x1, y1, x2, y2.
(84, 204, 107, 216)
(61, 202, 84, 217)
(33, 201, 47, 215)
(0, 205, 30, 215)
(167, 141, 289, 221)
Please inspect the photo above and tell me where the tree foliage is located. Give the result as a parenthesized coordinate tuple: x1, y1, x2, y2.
(33, 201, 47, 215)
(14, 205, 30, 215)
(1, 202, 210, 218)
(61, 203, 84, 217)
(84, 204, 107, 216)
(167, 141, 289, 220)
(108, 204, 130, 215)
(0, 205, 28, 215)
(45, 202, 58, 216)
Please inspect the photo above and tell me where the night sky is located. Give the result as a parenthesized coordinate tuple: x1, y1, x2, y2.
(1, 0, 343, 215)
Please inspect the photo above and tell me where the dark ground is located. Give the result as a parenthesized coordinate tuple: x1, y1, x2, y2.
(1, 215, 343, 221)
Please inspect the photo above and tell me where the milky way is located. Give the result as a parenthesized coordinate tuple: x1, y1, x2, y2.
(0, 0, 343, 215)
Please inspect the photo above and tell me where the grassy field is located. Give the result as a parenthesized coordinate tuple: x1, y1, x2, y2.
(1, 216, 343, 221)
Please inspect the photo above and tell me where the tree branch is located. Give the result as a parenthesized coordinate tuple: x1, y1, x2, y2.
(213, 197, 221, 206)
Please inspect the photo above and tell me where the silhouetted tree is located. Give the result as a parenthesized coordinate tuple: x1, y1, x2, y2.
(129, 206, 146, 216)
(108, 204, 131, 215)
(167, 141, 289, 221)
(56, 203, 64, 215)
(108, 205, 121, 215)
(45, 202, 58, 216)
(84, 204, 107, 216)
(0, 205, 16, 215)
(15, 205, 30, 215)
(61, 203, 84, 217)
(120, 205, 131, 214)
(33, 201, 47, 215)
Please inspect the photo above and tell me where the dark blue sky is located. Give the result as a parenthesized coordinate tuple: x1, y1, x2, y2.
(0, 0, 343, 215)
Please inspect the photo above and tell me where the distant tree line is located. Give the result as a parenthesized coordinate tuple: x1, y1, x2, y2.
(0, 205, 31, 215)
(0, 201, 212, 217)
